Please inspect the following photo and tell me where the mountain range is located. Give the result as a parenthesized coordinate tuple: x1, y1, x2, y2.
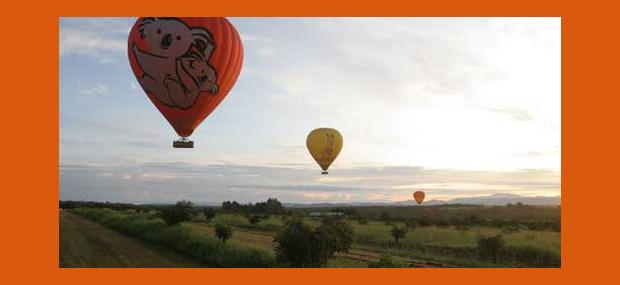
(283, 193, 560, 208)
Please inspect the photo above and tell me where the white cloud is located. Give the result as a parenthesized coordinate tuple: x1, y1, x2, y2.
(233, 17, 560, 171)
(59, 162, 560, 204)
(60, 28, 125, 57)
(80, 83, 109, 96)
(59, 18, 130, 61)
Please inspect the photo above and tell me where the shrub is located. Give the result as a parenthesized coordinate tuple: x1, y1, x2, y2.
(477, 234, 505, 262)
(318, 217, 354, 253)
(159, 200, 196, 226)
(215, 224, 233, 243)
(248, 215, 261, 225)
(203, 208, 216, 222)
(502, 246, 560, 267)
(405, 218, 417, 229)
(274, 219, 346, 267)
(380, 212, 392, 224)
(71, 208, 275, 267)
(368, 255, 407, 268)
(390, 225, 407, 244)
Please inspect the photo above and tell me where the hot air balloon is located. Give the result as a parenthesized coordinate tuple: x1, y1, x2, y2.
(128, 17, 243, 148)
(306, 128, 343, 175)
(413, 191, 425, 204)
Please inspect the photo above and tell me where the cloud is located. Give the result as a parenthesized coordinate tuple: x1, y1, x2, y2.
(60, 28, 125, 57)
(227, 17, 560, 170)
(60, 161, 560, 204)
(80, 83, 109, 96)
(59, 18, 130, 61)
(484, 106, 533, 121)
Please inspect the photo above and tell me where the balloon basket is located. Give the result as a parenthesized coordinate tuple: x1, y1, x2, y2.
(321, 171, 329, 175)
(173, 137, 194, 148)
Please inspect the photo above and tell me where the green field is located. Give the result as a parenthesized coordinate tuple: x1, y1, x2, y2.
(59, 211, 206, 267)
(60, 203, 560, 268)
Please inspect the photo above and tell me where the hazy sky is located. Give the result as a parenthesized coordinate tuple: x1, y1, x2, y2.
(59, 17, 561, 204)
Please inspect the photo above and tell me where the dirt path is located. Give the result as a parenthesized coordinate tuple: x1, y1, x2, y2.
(187, 222, 455, 268)
(60, 211, 206, 267)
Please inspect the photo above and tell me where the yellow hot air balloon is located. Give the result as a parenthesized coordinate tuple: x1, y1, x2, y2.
(306, 128, 343, 175)
(413, 191, 425, 204)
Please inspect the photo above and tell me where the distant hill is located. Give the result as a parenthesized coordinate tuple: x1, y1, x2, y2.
(395, 193, 561, 206)
(284, 193, 560, 208)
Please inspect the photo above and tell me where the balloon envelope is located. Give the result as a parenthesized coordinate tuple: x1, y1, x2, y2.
(413, 191, 425, 204)
(128, 17, 243, 138)
(306, 128, 343, 174)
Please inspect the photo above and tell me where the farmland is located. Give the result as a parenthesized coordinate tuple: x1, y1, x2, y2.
(60, 200, 560, 268)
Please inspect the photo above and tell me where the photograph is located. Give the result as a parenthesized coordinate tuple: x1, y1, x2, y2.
(59, 17, 561, 268)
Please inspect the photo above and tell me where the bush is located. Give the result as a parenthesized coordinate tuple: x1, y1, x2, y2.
(71, 208, 275, 267)
(203, 208, 216, 222)
(215, 224, 233, 243)
(318, 217, 354, 253)
(248, 215, 261, 225)
(159, 200, 196, 226)
(274, 219, 346, 267)
(380, 212, 392, 224)
(368, 255, 407, 268)
(477, 234, 505, 262)
(390, 226, 407, 244)
(502, 246, 560, 267)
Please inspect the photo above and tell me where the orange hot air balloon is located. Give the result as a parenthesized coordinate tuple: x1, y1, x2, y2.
(413, 191, 425, 204)
(128, 17, 243, 148)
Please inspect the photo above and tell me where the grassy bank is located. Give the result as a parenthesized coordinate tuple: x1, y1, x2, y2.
(71, 208, 276, 267)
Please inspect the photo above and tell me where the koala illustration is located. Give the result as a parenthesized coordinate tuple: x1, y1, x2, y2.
(132, 17, 217, 109)
(165, 45, 219, 108)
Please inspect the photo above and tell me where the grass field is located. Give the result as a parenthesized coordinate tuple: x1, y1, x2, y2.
(60, 211, 206, 267)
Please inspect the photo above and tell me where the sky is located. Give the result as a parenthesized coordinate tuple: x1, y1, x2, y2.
(59, 17, 561, 204)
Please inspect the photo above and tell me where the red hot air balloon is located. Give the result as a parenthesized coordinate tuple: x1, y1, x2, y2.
(128, 17, 243, 148)
(413, 191, 425, 205)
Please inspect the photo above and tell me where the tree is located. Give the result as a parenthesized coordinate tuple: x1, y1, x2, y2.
(405, 218, 417, 228)
(464, 214, 480, 225)
(318, 217, 354, 253)
(380, 211, 392, 224)
(159, 200, 195, 226)
(176, 199, 198, 217)
(274, 219, 336, 267)
(343, 207, 359, 218)
(248, 215, 261, 225)
(477, 234, 505, 262)
(215, 224, 233, 243)
(390, 225, 407, 244)
(203, 208, 216, 222)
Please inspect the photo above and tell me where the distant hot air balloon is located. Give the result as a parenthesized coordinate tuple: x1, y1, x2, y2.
(413, 191, 425, 204)
(306, 128, 343, 174)
(128, 17, 243, 148)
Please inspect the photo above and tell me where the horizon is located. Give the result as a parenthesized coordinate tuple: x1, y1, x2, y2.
(59, 192, 561, 206)
(60, 17, 561, 204)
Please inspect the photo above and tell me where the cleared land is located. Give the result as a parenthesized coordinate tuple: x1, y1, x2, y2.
(60, 211, 206, 267)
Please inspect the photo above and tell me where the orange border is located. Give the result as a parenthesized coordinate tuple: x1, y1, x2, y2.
(3, 0, 617, 284)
